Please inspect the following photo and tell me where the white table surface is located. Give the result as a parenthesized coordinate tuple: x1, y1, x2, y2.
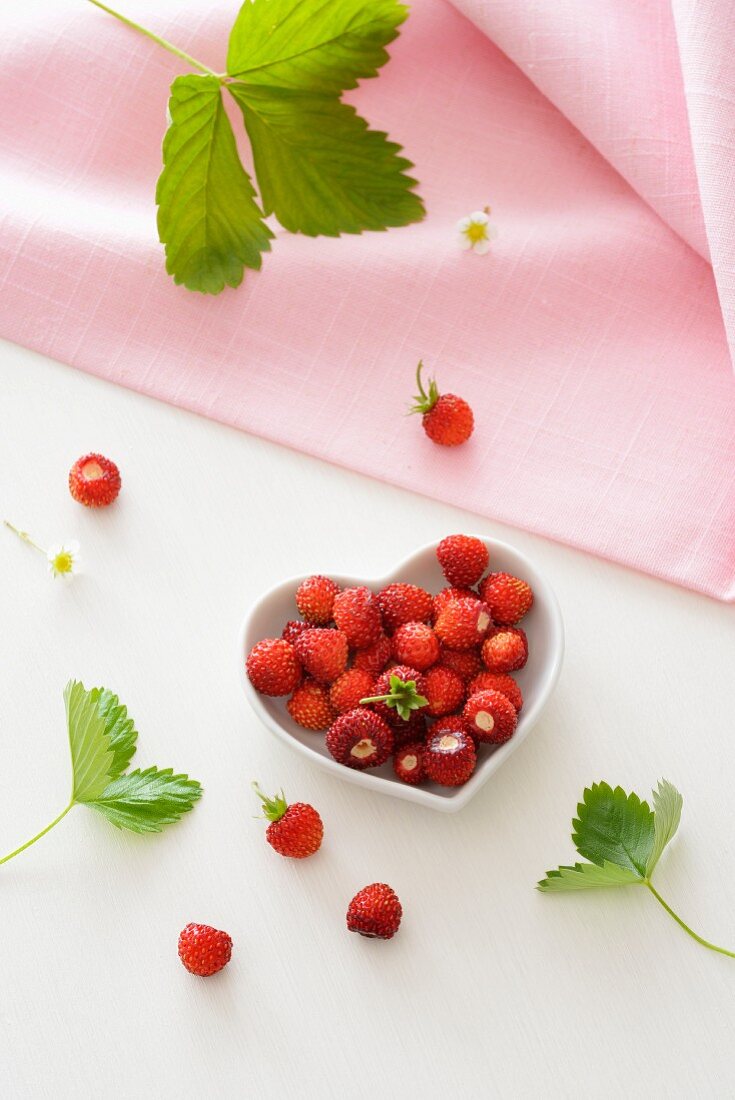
(2, 337, 734, 1100)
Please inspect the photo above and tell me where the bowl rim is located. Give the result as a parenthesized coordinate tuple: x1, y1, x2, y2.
(238, 535, 564, 813)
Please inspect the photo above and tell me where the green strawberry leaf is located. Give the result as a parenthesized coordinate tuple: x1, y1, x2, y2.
(64, 680, 115, 802)
(646, 778, 683, 877)
(538, 861, 642, 891)
(89, 688, 137, 778)
(226, 0, 408, 92)
(84, 767, 203, 834)
(229, 84, 424, 236)
(157, 74, 273, 293)
(572, 782, 655, 878)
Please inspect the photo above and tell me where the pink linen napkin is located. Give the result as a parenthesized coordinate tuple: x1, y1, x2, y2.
(1, 0, 734, 601)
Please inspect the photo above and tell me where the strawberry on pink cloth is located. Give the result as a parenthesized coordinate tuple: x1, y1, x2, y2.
(0, 0, 733, 600)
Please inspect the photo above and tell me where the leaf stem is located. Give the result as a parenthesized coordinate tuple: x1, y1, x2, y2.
(0, 803, 74, 866)
(646, 881, 735, 958)
(4, 520, 46, 555)
(86, 0, 223, 80)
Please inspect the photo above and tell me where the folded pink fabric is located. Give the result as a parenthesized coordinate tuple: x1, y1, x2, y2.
(1, 0, 734, 600)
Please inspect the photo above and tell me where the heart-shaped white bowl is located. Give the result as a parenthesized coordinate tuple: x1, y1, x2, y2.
(239, 536, 563, 812)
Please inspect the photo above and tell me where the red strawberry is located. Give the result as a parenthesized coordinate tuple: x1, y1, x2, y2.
(178, 923, 232, 977)
(409, 361, 473, 446)
(482, 627, 528, 673)
(252, 783, 323, 858)
(333, 586, 383, 648)
(423, 666, 465, 717)
(393, 743, 426, 785)
(467, 671, 523, 712)
(434, 598, 492, 650)
(429, 713, 478, 746)
(68, 453, 121, 508)
(282, 620, 310, 645)
(438, 645, 484, 683)
(353, 633, 393, 676)
(346, 883, 402, 939)
(326, 709, 394, 770)
(366, 665, 428, 727)
(247, 638, 301, 696)
(436, 535, 489, 587)
(295, 575, 341, 625)
(329, 668, 375, 714)
(479, 572, 534, 625)
(294, 628, 348, 683)
(392, 709, 428, 748)
(392, 621, 440, 671)
(424, 720, 477, 786)
(378, 583, 433, 632)
(287, 679, 335, 730)
(463, 689, 517, 744)
(431, 586, 477, 624)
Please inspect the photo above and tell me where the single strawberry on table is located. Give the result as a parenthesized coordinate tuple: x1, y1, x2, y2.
(378, 582, 433, 632)
(287, 678, 335, 730)
(391, 621, 440, 671)
(68, 452, 121, 508)
(463, 689, 517, 744)
(436, 534, 489, 587)
(252, 783, 323, 858)
(247, 637, 301, 696)
(178, 923, 232, 977)
(479, 572, 533, 625)
(409, 361, 474, 446)
(333, 585, 383, 648)
(294, 627, 348, 683)
(326, 708, 394, 770)
(346, 883, 403, 939)
(295, 575, 341, 625)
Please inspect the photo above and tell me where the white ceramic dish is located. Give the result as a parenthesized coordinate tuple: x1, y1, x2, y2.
(239, 536, 564, 812)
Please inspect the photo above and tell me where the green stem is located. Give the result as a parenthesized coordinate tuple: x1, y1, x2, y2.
(0, 803, 74, 866)
(86, 0, 223, 80)
(646, 881, 735, 959)
(415, 360, 428, 403)
(3, 520, 46, 555)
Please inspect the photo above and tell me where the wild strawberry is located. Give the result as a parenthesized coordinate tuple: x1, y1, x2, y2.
(326, 709, 394, 770)
(364, 666, 428, 726)
(333, 586, 382, 648)
(479, 572, 533, 625)
(295, 575, 341, 625)
(431, 586, 478, 623)
(329, 668, 375, 714)
(294, 628, 348, 683)
(482, 627, 528, 673)
(436, 534, 489, 587)
(252, 783, 323, 858)
(423, 720, 477, 786)
(392, 709, 427, 748)
(391, 621, 440, 671)
(434, 598, 492, 650)
(68, 453, 121, 508)
(282, 620, 310, 645)
(438, 645, 483, 683)
(178, 923, 232, 977)
(346, 883, 402, 939)
(393, 743, 426, 785)
(409, 361, 473, 446)
(467, 671, 523, 712)
(423, 666, 465, 717)
(463, 690, 517, 744)
(287, 679, 335, 730)
(429, 713, 477, 746)
(247, 638, 301, 696)
(353, 633, 393, 676)
(378, 583, 433, 632)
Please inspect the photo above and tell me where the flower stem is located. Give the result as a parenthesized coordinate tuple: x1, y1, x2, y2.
(3, 520, 45, 555)
(0, 803, 74, 866)
(646, 881, 735, 958)
(86, 0, 223, 79)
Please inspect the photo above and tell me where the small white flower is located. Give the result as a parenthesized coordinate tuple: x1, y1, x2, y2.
(47, 541, 82, 580)
(456, 208, 499, 255)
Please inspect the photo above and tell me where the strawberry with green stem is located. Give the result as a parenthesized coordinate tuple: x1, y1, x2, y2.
(360, 672, 429, 722)
(252, 783, 323, 859)
(409, 361, 474, 446)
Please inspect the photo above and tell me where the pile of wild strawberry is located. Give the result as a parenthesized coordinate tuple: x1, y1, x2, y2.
(246, 535, 533, 788)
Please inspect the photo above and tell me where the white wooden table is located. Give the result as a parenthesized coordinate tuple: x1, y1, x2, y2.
(2, 338, 734, 1099)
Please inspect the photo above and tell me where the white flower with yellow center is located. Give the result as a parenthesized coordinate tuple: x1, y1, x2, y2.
(456, 208, 499, 255)
(47, 541, 82, 580)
